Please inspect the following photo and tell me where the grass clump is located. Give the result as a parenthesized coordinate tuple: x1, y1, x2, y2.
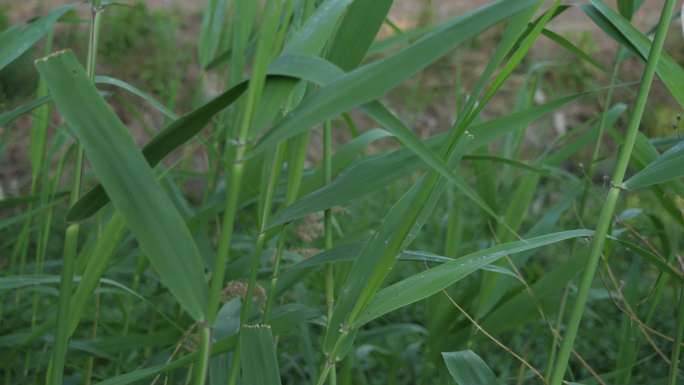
(1, 1, 684, 384)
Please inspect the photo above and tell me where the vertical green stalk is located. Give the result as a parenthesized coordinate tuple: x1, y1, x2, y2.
(205, 0, 281, 323)
(323, 121, 336, 385)
(204, 149, 246, 385)
(198, 3, 283, 385)
(86, 6, 102, 80)
(49, 4, 103, 382)
(13, 25, 57, 310)
(223, 145, 283, 385)
(205, 0, 257, 199)
(547, 45, 625, 377)
(242, 145, 286, 319)
(21, 27, 56, 384)
(48, 224, 78, 385)
(262, 132, 310, 321)
(193, 325, 212, 385)
(548, 1, 677, 383)
(263, 234, 288, 321)
(669, 284, 684, 385)
(15, 22, 52, 289)
(82, 8, 103, 385)
(256, 2, 316, 318)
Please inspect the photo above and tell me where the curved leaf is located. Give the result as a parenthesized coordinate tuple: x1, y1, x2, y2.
(66, 75, 255, 221)
(269, 93, 582, 228)
(625, 139, 684, 189)
(0, 95, 51, 126)
(0, 4, 73, 71)
(95, 75, 178, 120)
(36, 50, 208, 321)
(252, 0, 540, 152)
(584, 0, 684, 108)
(354, 230, 594, 327)
(67, 0, 356, 221)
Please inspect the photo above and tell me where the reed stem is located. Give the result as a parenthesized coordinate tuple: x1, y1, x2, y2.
(201, 3, 283, 384)
(48, 5, 103, 382)
(549, 1, 677, 383)
(323, 120, 336, 385)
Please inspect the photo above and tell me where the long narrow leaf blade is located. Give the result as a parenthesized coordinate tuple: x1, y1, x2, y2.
(253, 0, 539, 152)
(240, 325, 282, 385)
(585, 0, 684, 107)
(0, 4, 73, 71)
(269, 93, 583, 227)
(354, 230, 594, 327)
(36, 50, 208, 321)
(625, 139, 684, 189)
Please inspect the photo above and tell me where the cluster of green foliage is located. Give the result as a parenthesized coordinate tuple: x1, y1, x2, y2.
(1, 0, 684, 384)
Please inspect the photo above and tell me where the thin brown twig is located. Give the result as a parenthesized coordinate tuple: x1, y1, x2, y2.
(150, 323, 198, 385)
(617, 217, 674, 266)
(440, 289, 548, 384)
(599, 259, 672, 364)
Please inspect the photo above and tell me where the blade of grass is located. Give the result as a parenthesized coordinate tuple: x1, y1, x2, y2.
(36, 49, 209, 321)
(210, 3, 284, 384)
(323, 119, 337, 385)
(325, 0, 393, 71)
(541, 28, 606, 72)
(240, 325, 282, 385)
(262, 132, 310, 321)
(442, 350, 501, 385)
(95, 75, 178, 120)
(583, 0, 684, 108)
(0, 96, 51, 126)
(25, 28, 55, 336)
(617, 0, 638, 19)
(253, 0, 540, 153)
(624, 139, 684, 189)
(0, 4, 73, 71)
(229, 0, 257, 84)
(70, 43, 591, 225)
(67, 0, 354, 221)
(45, 9, 102, 382)
(261, 53, 507, 221)
(355, 230, 594, 327)
(47, 224, 78, 385)
(269, 93, 582, 228)
(198, 0, 231, 68)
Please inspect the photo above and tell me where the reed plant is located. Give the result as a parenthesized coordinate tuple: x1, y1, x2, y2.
(1, 0, 684, 384)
